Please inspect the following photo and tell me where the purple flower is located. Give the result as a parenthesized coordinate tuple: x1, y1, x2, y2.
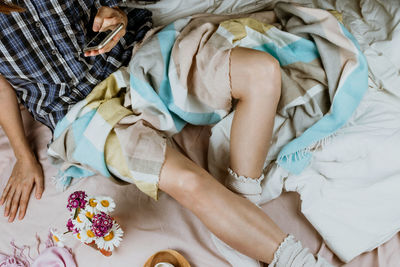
(66, 219, 74, 232)
(91, 212, 113, 237)
(67, 190, 87, 211)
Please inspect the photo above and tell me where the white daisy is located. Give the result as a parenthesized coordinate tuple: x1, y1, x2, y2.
(96, 196, 116, 213)
(51, 229, 65, 247)
(95, 223, 123, 252)
(73, 230, 83, 243)
(85, 197, 100, 214)
(72, 210, 91, 230)
(79, 226, 97, 244)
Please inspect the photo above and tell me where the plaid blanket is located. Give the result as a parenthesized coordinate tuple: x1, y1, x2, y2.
(48, 3, 368, 198)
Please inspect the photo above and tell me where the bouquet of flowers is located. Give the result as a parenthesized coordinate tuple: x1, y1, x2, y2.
(51, 191, 123, 256)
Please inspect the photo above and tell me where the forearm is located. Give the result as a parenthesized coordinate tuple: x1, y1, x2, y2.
(0, 76, 34, 161)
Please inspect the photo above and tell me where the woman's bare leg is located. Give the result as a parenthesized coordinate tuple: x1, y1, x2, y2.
(159, 47, 285, 263)
(159, 145, 286, 264)
(229, 47, 281, 178)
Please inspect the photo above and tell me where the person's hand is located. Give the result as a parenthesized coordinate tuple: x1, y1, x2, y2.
(84, 6, 128, 57)
(0, 155, 44, 222)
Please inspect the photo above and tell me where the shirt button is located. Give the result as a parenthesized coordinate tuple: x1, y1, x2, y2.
(51, 50, 57, 55)
(36, 22, 41, 27)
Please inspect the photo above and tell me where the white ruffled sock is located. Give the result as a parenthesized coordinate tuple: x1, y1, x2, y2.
(225, 167, 265, 204)
(269, 235, 334, 267)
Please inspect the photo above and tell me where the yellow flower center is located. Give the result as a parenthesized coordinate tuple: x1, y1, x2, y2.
(52, 235, 59, 242)
(87, 230, 95, 238)
(101, 200, 109, 207)
(104, 231, 114, 241)
(77, 215, 82, 223)
(86, 212, 94, 219)
(77, 233, 81, 240)
(89, 198, 97, 207)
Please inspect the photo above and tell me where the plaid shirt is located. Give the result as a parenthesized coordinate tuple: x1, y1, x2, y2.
(0, 0, 152, 130)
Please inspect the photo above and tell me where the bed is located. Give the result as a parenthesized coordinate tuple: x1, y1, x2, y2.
(1, 0, 399, 266)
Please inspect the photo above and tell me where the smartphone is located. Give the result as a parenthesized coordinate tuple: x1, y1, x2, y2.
(83, 23, 124, 52)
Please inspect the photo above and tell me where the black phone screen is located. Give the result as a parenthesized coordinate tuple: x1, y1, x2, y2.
(85, 29, 112, 48)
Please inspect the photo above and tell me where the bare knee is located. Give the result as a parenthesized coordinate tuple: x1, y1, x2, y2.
(158, 147, 210, 208)
(231, 47, 281, 102)
(251, 54, 281, 103)
(170, 168, 210, 209)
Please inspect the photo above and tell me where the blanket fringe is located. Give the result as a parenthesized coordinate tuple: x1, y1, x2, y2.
(52, 172, 72, 192)
(310, 132, 338, 150)
(277, 132, 338, 169)
(2, 241, 32, 267)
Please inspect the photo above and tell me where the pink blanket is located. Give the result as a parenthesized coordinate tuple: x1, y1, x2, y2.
(0, 109, 399, 266)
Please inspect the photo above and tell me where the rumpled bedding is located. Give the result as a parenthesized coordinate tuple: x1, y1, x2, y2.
(283, 90, 400, 261)
(208, 0, 400, 263)
(48, 70, 167, 200)
(48, 3, 368, 202)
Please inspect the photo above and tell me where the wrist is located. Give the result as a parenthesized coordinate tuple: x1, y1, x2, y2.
(14, 146, 36, 163)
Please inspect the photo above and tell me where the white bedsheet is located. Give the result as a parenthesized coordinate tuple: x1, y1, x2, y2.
(207, 0, 400, 263)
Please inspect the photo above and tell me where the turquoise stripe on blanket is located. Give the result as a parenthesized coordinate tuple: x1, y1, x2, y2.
(277, 23, 368, 174)
(71, 110, 111, 177)
(54, 117, 70, 139)
(52, 109, 110, 189)
(130, 75, 186, 131)
(55, 166, 95, 190)
(254, 37, 320, 66)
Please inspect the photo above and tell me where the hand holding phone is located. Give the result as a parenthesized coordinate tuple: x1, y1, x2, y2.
(83, 23, 124, 52)
(84, 6, 128, 57)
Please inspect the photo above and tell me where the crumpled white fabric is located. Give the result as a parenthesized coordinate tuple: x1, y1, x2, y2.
(268, 88, 400, 262)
